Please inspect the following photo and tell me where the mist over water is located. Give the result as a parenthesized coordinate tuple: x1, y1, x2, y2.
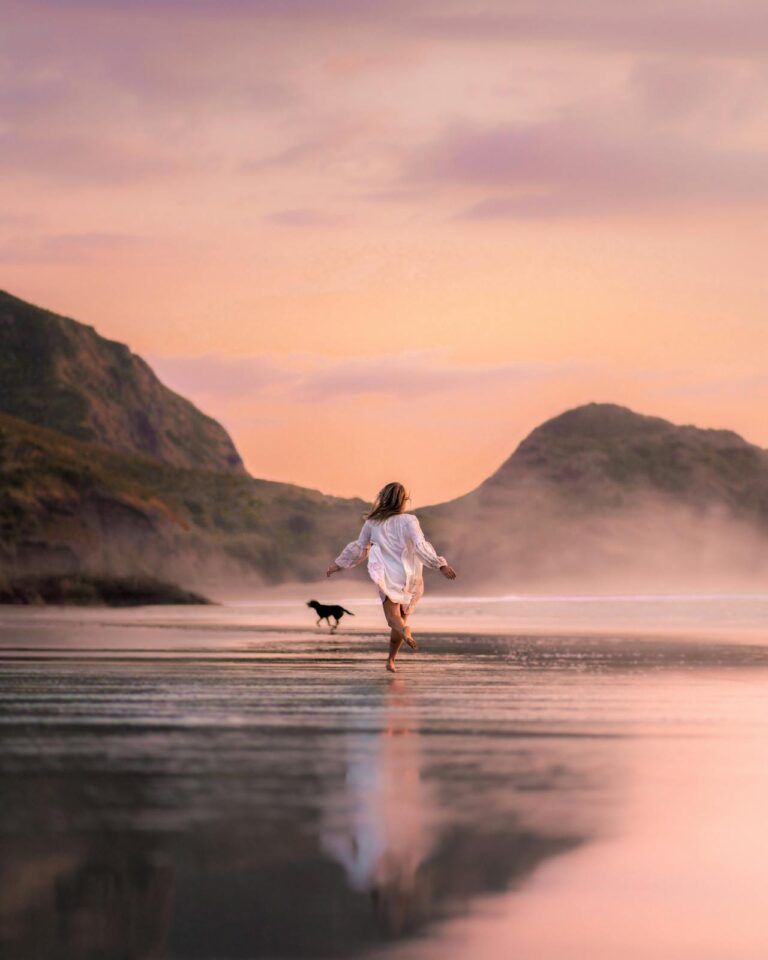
(424, 484, 768, 597)
(2, 598, 768, 959)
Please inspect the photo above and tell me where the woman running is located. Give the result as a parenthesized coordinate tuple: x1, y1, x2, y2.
(327, 481, 456, 672)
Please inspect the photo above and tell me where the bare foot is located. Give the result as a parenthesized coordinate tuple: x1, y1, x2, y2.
(386, 659, 398, 673)
(404, 632, 418, 651)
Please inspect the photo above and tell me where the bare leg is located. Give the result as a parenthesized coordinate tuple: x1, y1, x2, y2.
(382, 598, 414, 671)
(387, 628, 403, 672)
(400, 604, 417, 650)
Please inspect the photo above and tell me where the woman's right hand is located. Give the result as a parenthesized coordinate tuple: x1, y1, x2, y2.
(439, 564, 457, 580)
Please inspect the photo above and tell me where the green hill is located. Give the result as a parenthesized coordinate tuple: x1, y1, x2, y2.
(0, 410, 364, 585)
(0, 290, 244, 473)
(482, 403, 767, 506)
(422, 404, 768, 589)
(0, 290, 368, 592)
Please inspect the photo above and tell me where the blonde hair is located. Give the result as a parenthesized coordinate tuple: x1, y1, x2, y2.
(366, 481, 409, 522)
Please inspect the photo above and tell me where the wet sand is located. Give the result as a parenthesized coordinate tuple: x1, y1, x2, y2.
(2, 600, 768, 959)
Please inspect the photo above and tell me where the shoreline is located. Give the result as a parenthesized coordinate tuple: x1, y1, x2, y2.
(0, 574, 212, 607)
(1, 612, 767, 650)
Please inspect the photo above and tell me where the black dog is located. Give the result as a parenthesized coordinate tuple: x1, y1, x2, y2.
(307, 600, 354, 632)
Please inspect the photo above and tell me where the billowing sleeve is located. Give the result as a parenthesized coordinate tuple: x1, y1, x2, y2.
(335, 520, 373, 569)
(407, 515, 446, 569)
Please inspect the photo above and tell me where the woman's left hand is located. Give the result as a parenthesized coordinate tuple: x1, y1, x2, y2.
(326, 563, 341, 577)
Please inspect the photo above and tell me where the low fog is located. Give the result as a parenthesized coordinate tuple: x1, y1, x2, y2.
(5, 473, 768, 601)
(420, 481, 768, 596)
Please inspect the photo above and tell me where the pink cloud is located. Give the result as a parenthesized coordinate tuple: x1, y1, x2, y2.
(151, 351, 589, 403)
(0, 131, 185, 182)
(264, 208, 345, 227)
(12, 1, 768, 61)
(401, 115, 768, 218)
(151, 355, 291, 400)
(413, 2, 768, 60)
(0, 231, 149, 264)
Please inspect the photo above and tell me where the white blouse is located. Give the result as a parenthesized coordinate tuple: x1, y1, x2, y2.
(335, 513, 446, 611)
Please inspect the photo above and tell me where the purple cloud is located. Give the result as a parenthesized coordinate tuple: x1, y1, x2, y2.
(13, 1, 768, 60)
(5, 0, 768, 220)
(401, 116, 768, 218)
(18, 0, 409, 17)
(293, 354, 584, 401)
(0, 231, 147, 263)
(264, 208, 344, 227)
(413, 2, 768, 60)
(0, 128, 186, 183)
(150, 355, 292, 400)
(0, 2, 299, 185)
(150, 351, 588, 403)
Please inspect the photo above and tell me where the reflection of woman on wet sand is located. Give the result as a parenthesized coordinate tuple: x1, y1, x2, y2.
(327, 482, 456, 672)
(320, 676, 434, 933)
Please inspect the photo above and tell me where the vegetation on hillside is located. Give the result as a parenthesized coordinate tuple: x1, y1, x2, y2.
(0, 290, 244, 473)
(486, 403, 768, 519)
(0, 411, 365, 584)
(422, 403, 768, 590)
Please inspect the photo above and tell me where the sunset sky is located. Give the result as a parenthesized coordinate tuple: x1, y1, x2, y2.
(3, 1, 768, 504)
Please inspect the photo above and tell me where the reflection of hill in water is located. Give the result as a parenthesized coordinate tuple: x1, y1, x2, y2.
(2, 727, 593, 958)
(0, 773, 176, 960)
(1, 778, 586, 960)
(0, 837, 174, 960)
(168, 823, 582, 958)
(0, 646, 610, 960)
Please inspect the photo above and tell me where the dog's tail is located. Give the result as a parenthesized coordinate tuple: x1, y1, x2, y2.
(341, 607, 355, 616)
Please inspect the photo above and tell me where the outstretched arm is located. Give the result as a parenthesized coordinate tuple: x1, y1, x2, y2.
(327, 520, 372, 577)
(407, 516, 456, 579)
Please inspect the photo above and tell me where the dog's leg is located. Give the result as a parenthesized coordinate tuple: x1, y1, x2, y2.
(316, 618, 322, 627)
(330, 616, 338, 633)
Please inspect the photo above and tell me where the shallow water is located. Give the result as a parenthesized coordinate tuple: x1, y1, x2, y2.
(2, 599, 768, 959)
